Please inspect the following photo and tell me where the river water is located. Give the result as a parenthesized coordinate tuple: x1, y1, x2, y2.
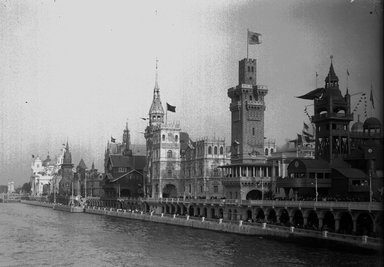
(0, 203, 381, 267)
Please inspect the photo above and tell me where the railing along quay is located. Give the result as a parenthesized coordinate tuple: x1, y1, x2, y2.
(142, 198, 383, 211)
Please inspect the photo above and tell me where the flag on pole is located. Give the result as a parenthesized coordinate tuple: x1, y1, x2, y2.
(370, 84, 375, 109)
(347, 69, 350, 76)
(248, 30, 262, 45)
(140, 117, 148, 120)
(32, 154, 35, 158)
(303, 122, 309, 130)
(166, 103, 176, 112)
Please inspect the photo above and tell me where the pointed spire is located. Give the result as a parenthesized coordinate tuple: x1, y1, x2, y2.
(154, 58, 159, 91)
(325, 55, 339, 87)
(92, 161, 95, 170)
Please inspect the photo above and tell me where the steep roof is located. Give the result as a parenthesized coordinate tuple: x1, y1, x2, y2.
(77, 158, 87, 170)
(109, 155, 130, 168)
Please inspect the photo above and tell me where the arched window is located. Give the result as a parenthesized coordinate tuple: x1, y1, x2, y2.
(265, 148, 269, 156)
(167, 150, 172, 158)
(247, 66, 250, 72)
(214, 146, 218, 155)
(208, 146, 212, 154)
(167, 169, 172, 177)
(251, 66, 254, 72)
(175, 135, 178, 142)
(162, 135, 165, 141)
(250, 95, 252, 101)
(270, 148, 274, 154)
(220, 146, 224, 155)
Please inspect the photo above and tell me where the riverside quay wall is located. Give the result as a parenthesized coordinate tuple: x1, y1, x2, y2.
(84, 206, 381, 252)
(87, 197, 383, 238)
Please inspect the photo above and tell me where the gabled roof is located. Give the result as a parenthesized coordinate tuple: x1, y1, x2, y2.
(109, 155, 130, 168)
(110, 169, 144, 183)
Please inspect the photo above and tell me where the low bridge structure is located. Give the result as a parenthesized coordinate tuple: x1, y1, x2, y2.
(86, 197, 383, 238)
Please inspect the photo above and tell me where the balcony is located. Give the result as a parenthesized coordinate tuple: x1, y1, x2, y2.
(276, 178, 331, 188)
(312, 112, 353, 122)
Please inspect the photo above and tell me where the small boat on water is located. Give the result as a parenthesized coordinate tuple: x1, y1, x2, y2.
(53, 204, 84, 213)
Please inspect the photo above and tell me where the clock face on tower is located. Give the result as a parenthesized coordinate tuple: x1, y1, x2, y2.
(368, 148, 373, 153)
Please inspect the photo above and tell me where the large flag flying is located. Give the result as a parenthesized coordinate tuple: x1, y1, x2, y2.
(111, 136, 116, 143)
(248, 30, 262, 45)
(303, 122, 309, 131)
(167, 103, 176, 112)
(370, 84, 375, 109)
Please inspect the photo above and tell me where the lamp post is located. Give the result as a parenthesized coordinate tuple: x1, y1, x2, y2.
(315, 175, 318, 202)
(369, 170, 372, 203)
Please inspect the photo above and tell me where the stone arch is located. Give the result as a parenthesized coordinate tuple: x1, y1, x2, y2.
(203, 207, 208, 218)
(266, 208, 277, 223)
(233, 209, 238, 220)
(255, 208, 265, 221)
(162, 184, 177, 198)
(228, 209, 232, 220)
(211, 207, 216, 219)
(374, 213, 382, 236)
(356, 212, 374, 235)
(339, 212, 353, 234)
(323, 211, 335, 231)
(246, 189, 262, 200)
(306, 210, 319, 229)
(292, 209, 304, 227)
(278, 208, 290, 225)
(188, 205, 194, 216)
(218, 208, 224, 219)
(143, 202, 149, 212)
(246, 209, 252, 221)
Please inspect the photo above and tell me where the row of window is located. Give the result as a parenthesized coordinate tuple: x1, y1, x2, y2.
(207, 146, 224, 155)
(162, 134, 178, 142)
(187, 184, 219, 194)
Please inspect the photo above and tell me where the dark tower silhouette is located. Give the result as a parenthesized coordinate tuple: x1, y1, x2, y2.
(311, 57, 353, 164)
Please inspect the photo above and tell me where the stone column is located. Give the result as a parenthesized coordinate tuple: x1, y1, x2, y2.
(352, 218, 357, 233)
(318, 216, 324, 230)
(335, 218, 340, 232)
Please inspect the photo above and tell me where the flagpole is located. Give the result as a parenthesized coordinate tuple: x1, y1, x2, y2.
(247, 29, 249, 59)
(315, 72, 318, 88)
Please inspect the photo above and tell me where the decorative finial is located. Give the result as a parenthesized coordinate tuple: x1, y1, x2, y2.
(154, 58, 159, 90)
(330, 55, 333, 63)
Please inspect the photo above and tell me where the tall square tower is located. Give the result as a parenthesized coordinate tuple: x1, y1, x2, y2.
(228, 58, 268, 164)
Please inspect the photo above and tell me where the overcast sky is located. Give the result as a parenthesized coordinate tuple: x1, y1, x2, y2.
(0, 0, 382, 186)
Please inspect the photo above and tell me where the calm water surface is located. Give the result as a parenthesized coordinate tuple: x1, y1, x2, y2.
(0, 203, 381, 266)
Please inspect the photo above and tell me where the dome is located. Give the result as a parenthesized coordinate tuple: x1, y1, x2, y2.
(351, 121, 364, 133)
(363, 117, 381, 130)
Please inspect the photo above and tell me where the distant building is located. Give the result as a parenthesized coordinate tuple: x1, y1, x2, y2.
(181, 137, 230, 199)
(59, 142, 75, 196)
(30, 148, 64, 196)
(103, 123, 146, 198)
(7, 181, 15, 193)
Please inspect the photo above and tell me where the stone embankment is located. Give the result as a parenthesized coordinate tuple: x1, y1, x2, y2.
(85, 206, 381, 252)
(19, 200, 381, 252)
(21, 200, 54, 208)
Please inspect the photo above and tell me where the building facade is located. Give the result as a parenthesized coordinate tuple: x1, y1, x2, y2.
(221, 57, 276, 200)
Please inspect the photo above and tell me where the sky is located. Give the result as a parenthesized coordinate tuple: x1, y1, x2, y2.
(0, 0, 382, 186)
